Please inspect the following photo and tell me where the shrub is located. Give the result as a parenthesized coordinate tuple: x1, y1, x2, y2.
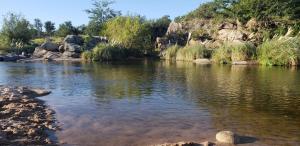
(164, 45, 180, 60)
(258, 36, 300, 66)
(103, 16, 152, 52)
(212, 42, 256, 64)
(31, 38, 46, 45)
(82, 44, 126, 61)
(176, 45, 209, 61)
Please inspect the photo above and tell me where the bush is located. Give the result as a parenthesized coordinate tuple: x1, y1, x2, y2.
(164, 45, 180, 60)
(176, 45, 209, 61)
(103, 16, 152, 52)
(82, 44, 126, 61)
(258, 36, 300, 66)
(31, 38, 46, 45)
(212, 42, 256, 64)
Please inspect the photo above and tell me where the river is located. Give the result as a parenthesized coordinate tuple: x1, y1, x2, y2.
(0, 60, 299, 146)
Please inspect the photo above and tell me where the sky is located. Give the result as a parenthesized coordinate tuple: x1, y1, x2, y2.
(0, 0, 210, 27)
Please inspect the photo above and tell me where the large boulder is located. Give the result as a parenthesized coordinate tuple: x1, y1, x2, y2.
(40, 42, 59, 52)
(33, 47, 48, 58)
(63, 35, 84, 45)
(166, 22, 183, 35)
(64, 43, 82, 53)
(216, 131, 239, 144)
(43, 52, 62, 60)
(217, 29, 246, 41)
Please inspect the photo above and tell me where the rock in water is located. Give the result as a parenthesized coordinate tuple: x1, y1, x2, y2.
(216, 131, 239, 144)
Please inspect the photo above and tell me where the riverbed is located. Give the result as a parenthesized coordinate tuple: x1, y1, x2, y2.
(0, 61, 300, 146)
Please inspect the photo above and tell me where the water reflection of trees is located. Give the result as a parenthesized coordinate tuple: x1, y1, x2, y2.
(81, 61, 157, 100)
(165, 63, 300, 144)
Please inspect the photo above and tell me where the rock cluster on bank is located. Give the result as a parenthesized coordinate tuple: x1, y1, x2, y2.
(0, 86, 57, 145)
(32, 35, 108, 61)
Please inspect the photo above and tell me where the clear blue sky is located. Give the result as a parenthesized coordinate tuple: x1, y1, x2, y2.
(0, 0, 210, 27)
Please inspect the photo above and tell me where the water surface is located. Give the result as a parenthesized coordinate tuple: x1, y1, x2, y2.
(0, 61, 300, 146)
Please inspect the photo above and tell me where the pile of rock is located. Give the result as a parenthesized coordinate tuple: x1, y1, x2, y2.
(0, 86, 57, 145)
(32, 35, 108, 61)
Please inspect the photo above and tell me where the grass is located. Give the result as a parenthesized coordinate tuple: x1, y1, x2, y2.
(212, 42, 256, 64)
(164, 45, 180, 60)
(82, 44, 127, 61)
(258, 36, 300, 66)
(176, 45, 209, 61)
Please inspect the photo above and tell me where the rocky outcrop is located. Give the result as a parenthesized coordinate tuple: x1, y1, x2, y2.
(217, 29, 246, 41)
(40, 42, 59, 52)
(0, 86, 57, 145)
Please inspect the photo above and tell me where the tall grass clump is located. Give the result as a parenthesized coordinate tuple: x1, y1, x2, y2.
(258, 36, 300, 66)
(81, 44, 127, 61)
(176, 45, 209, 61)
(212, 42, 256, 64)
(164, 45, 180, 60)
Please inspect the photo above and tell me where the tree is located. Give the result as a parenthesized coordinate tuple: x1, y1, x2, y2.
(0, 13, 32, 46)
(44, 21, 55, 36)
(103, 16, 152, 52)
(34, 18, 43, 37)
(146, 15, 171, 42)
(56, 21, 76, 37)
(85, 0, 121, 35)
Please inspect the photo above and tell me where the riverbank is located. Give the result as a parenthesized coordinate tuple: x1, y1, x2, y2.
(0, 86, 58, 145)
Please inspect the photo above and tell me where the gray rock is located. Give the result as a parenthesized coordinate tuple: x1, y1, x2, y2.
(216, 131, 239, 144)
(63, 35, 84, 45)
(58, 45, 64, 53)
(167, 22, 183, 35)
(217, 29, 246, 41)
(64, 43, 82, 53)
(43, 52, 62, 60)
(33, 47, 48, 58)
(40, 42, 59, 52)
(62, 51, 80, 58)
(2, 54, 25, 62)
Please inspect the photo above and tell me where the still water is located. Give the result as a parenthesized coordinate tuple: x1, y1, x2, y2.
(0, 61, 300, 146)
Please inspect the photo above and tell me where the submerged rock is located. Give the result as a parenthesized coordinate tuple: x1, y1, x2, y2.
(0, 86, 57, 145)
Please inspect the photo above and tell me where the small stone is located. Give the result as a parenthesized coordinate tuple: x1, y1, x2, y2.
(216, 131, 239, 144)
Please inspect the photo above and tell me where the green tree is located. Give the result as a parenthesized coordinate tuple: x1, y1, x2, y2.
(103, 16, 152, 53)
(44, 21, 55, 36)
(56, 21, 76, 37)
(0, 13, 32, 46)
(85, 0, 121, 35)
(34, 18, 43, 37)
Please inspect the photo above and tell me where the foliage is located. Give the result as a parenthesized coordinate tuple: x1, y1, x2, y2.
(31, 38, 45, 45)
(212, 42, 256, 64)
(147, 15, 171, 40)
(33, 18, 43, 37)
(44, 21, 55, 36)
(56, 21, 78, 37)
(85, 0, 121, 24)
(164, 45, 180, 60)
(0, 13, 32, 46)
(258, 36, 300, 66)
(176, 45, 209, 61)
(84, 21, 102, 36)
(103, 16, 152, 53)
(82, 44, 126, 61)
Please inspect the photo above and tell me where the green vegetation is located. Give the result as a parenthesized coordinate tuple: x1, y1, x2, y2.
(82, 44, 126, 61)
(258, 36, 300, 66)
(102, 16, 152, 54)
(164, 45, 180, 60)
(176, 45, 209, 61)
(212, 42, 256, 64)
(44, 21, 55, 36)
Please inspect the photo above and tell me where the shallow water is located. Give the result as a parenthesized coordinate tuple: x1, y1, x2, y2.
(0, 61, 300, 146)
